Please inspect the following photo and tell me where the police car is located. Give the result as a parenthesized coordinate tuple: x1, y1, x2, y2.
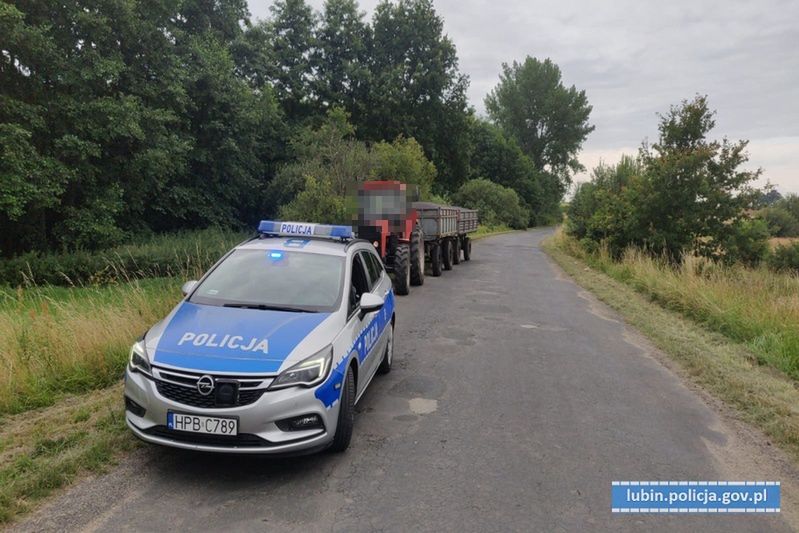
(124, 221, 395, 454)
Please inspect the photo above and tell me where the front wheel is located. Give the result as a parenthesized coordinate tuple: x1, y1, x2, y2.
(329, 365, 355, 453)
(462, 237, 471, 261)
(393, 243, 411, 295)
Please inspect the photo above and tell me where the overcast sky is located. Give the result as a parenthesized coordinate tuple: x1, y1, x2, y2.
(248, 0, 799, 194)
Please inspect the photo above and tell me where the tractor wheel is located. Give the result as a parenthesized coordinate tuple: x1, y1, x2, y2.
(443, 239, 454, 271)
(463, 237, 471, 261)
(452, 236, 461, 265)
(394, 243, 411, 295)
(410, 228, 425, 286)
(430, 242, 443, 277)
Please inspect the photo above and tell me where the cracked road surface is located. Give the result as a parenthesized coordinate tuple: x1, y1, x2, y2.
(14, 230, 796, 532)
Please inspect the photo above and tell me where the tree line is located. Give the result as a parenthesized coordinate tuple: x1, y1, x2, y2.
(1, 0, 593, 258)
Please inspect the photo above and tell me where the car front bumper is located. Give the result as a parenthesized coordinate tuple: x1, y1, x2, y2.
(124, 366, 340, 455)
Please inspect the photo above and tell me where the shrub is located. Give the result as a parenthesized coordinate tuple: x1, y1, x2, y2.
(768, 242, 799, 273)
(452, 178, 529, 229)
(758, 206, 799, 237)
(279, 175, 347, 225)
(724, 218, 770, 267)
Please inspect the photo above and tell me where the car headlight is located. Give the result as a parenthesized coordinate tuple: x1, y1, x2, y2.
(268, 346, 333, 390)
(129, 340, 152, 376)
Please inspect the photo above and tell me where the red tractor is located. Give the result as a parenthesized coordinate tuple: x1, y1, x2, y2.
(356, 181, 425, 295)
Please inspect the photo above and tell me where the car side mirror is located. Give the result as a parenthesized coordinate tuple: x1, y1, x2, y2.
(359, 292, 384, 318)
(181, 280, 198, 296)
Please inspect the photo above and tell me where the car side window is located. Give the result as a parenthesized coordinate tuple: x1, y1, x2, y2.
(349, 253, 371, 316)
(362, 251, 382, 288)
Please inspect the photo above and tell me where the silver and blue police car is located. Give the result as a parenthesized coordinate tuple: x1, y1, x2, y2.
(124, 221, 395, 454)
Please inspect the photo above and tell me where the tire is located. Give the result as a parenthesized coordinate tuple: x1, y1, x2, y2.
(452, 236, 461, 265)
(463, 237, 471, 261)
(410, 229, 425, 286)
(430, 242, 443, 277)
(329, 365, 355, 453)
(442, 239, 454, 271)
(393, 243, 411, 295)
(377, 323, 394, 375)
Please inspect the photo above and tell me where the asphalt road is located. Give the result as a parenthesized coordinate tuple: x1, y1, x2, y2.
(15, 229, 796, 532)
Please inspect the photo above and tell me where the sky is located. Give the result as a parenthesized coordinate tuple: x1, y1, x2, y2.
(247, 0, 799, 194)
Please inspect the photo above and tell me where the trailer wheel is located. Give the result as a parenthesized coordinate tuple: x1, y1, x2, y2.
(394, 243, 411, 295)
(430, 242, 443, 276)
(410, 229, 424, 286)
(443, 239, 454, 271)
(452, 236, 461, 265)
(462, 237, 471, 261)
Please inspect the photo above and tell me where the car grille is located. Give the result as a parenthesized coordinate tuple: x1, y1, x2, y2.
(152, 367, 271, 409)
(142, 425, 271, 447)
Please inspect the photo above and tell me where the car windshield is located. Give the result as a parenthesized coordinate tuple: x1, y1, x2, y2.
(189, 249, 345, 312)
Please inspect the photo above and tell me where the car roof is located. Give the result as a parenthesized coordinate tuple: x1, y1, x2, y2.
(236, 236, 370, 257)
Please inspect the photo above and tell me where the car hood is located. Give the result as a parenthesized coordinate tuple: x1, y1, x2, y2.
(148, 302, 332, 373)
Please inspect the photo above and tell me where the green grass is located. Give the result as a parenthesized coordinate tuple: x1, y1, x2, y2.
(0, 385, 136, 525)
(0, 278, 183, 414)
(544, 230, 799, 463)
(471, 224, 514, 240)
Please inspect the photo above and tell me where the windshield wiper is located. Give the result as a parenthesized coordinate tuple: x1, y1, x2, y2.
(222, 303, 316, 313)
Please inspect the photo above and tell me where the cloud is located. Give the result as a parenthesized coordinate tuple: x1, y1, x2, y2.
(248, 0, 799, 193)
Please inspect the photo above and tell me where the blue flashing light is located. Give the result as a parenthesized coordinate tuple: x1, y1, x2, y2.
(268, 251, 284, 259)
(258, 220, 353, 240)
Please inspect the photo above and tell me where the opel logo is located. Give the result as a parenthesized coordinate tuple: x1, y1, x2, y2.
(197, 375, 215, 396)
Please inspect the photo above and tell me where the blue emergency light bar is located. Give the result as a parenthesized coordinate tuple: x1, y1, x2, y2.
(258, 220, 353, 240)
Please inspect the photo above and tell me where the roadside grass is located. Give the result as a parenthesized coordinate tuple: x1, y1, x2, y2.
(0, 278, 183, 414)
(550, 231, 799, 380)
(472, 224, 513, 240)
(0, 384, 135, 525)
(543, 230, 799, 462)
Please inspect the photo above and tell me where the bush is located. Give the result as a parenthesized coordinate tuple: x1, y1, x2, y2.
(724, 218, 770, 267)
(452, 178, 529, 229)
(279, 175, 347, 225)
(768, 243, 799, 273)
(758, 206, 799, 237)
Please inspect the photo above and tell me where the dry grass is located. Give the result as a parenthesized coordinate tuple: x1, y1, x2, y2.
(0, 279, 183, 414)
(770, 237, 799, 250)
(551, 230, 799, 380)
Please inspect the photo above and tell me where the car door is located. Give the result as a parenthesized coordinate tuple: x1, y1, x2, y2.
(361, 250, 392, 369)
(346, 249, 377, 398)
(353, 250, 384, 386)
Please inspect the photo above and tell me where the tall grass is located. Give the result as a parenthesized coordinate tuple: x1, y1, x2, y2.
(552, 229, 799, 380)
(0, 279, 183, 414)
(0, 227, 248, 286)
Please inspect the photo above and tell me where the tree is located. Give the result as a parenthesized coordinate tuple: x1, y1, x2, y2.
(485, 57, 593, 188)
(263, 0, 317, 120)
(364, 0, 471, 192)
(313, 0, 371, 120)
(639, 95, 761, 260)
(567, 96, 765, 264)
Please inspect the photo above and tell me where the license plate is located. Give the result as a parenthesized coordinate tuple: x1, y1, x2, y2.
(167, 411, 238, 436)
